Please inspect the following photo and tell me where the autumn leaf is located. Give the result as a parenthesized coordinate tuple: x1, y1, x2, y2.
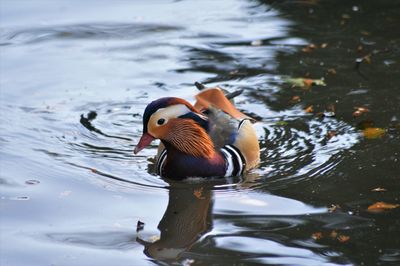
(327, 68, 337, 75)
(304, 105, 314, 113)
(353, 106, 370, 117)
(326, 131, 337, 140)
(367, 202, 400, 213)
(302, 43, 317, 53)
(193, 187, 205, 200)
(303, 79, 314, 88)
(371, 187, 387, 192)
(290, 95, 301, 104)
(363, 127, 385, 139)
(337, 235, 350, 243)
(275, 121, 288, 126)
(283, 77, 326, 88)
(328, 204, 341, 213)
(311, 232, 323, 240)
(329, 230, 338, 239)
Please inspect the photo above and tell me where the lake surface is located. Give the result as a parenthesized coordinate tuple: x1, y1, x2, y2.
(1, 0, 399, 265)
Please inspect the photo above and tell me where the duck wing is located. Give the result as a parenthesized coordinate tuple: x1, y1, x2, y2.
(194, 86, 260, 169)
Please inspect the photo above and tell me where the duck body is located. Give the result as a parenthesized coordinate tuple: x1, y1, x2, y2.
(134, 84, 260, 180)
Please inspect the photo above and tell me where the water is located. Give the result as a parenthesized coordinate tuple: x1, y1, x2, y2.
(1, 0, 399, 265)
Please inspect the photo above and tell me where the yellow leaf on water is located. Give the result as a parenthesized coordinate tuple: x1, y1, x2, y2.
(193, 187, 205, 200)
(367, 202, 400, 213)
(363, 127, 385, 139)
(338, 235, 350, 243)
(311, 232, 323, 240)
(371, 187, 387, 192)
(283, 77, 326, 88)
(304, 105, 314, 113)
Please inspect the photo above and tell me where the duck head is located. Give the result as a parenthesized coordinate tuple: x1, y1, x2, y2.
(134, 97, 214, 158)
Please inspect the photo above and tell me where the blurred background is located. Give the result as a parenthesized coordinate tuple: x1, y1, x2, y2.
(1, 0, 399, 265)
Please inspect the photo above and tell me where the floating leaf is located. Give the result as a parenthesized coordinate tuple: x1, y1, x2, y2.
(304, 105, 314, 113)
(361, 30, 370, 36)
(363, 127, 385, 139)
(275, 121, 288, 126)
(353, 106, 370, 117)
(283, 77, 326, 88)
(371, 187, 387, 192)
(327, 68, 337, 75)
(302, 43, 317, 53)
(290, 95, 301, 104)
(326, 131, 337, 140)
(367, 202, 400, 213)
(321, 43, 328, 48)
(311, 232, 323, 240)
(328, 204, 341, 213)
(193, 187, 205, 200)
(329, 230, 338, 239)
(337, 235, 350, 243)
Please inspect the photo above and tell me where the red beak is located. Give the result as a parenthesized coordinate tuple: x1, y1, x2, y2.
(134, 133, 155, 154)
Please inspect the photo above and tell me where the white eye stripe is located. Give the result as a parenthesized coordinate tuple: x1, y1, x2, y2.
(152, 104, 192, 121)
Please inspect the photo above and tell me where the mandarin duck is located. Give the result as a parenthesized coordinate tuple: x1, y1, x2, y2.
(134, 83, 260, 179)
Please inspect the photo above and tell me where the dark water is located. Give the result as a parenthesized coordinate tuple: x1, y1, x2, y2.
(1, 0, 399, 265)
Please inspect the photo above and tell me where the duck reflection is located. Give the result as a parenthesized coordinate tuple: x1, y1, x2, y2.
(137, 182, 213, 261)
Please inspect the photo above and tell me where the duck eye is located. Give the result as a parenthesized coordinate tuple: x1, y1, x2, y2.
(157, 118, 165, 125)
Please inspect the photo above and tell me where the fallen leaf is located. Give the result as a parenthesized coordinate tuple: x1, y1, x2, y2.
(302, 43, 317, 53)
(193, 187, 205, 200)
(90, 168, 98, 173)
(329, 230, 338, 239)
(321, 43, 328, 48)
(290, 95, 301, 104)
(371, 187, 387, 192)
(353, 106, 370, 117)
(342, 14, 351, 19)
(327, 68, 337, 75)
(338, 235, 350, 243)
(303, 79, 314, 88)
(283, 77, 326, 88)
(275, 121, 288, 126)
(363, 54, 372, 64)
(361, 30, 370, 36)
(311, 232, 323, 240)
(367, 202, 400, 213)
(304, 105, 314, 113)
(363, 127, 385, 139)
(328, 204, 341, 213)
(326, 131, 337, 140)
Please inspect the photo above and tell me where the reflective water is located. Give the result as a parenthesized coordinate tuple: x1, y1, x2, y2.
(1, 0, 399, 265)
